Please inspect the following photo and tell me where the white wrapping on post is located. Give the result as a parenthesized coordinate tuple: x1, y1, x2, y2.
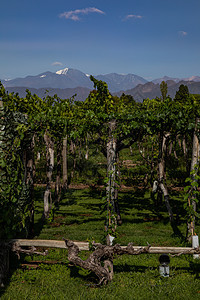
(192, 235, 199, 259)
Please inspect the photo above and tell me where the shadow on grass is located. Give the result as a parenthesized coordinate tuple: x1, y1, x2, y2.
(0, 252, 24, 298)
(34, 216, 46, 237)
(189, 261, 200, 279)
(68, 261, 200, 286)
(69, 265, 98, 285)
(114, 263, 152, 273)
(119, 188, 185, 234)
(51, 212, 105, 226)
(33, 188, 80, 237)
(119, 188, 185, 219)
(33, 186, 186, 241)
(67, 264, 150, 286)
(59, 189, 79, 207)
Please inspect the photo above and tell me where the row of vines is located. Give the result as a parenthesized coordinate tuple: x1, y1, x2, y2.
(0, 78, 200, 243)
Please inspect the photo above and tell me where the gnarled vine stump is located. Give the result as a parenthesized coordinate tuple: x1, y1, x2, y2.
(64, 239, 150, 285)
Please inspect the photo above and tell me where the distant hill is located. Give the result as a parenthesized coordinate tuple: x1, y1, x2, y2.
(151, 76, 180, 84)
(151, 76, 200, 84)
(5, 86, 91, 101)
(95, 73, 148, 91)
(116, 80, 200, 102)
(5, 80, 200, 103)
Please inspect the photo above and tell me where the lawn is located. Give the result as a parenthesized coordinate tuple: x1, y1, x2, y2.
(1, 187, 200, 300)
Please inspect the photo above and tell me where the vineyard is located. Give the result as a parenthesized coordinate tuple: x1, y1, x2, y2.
(0, 78, 200, 298)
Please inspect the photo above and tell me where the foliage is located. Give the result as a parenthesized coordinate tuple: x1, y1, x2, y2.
(0, 84, 31, 238)
(1, 77, 200, 238)
(184, 165, 200, 230)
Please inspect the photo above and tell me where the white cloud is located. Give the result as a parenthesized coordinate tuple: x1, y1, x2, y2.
(124, 14, 143, 21)
(60, 7, 105, 21)
(52, 62, 63, 66)
(179, 31, 188, 36)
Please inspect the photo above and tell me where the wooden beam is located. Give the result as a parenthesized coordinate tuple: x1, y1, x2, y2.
(9, 239, 200, 254)
(11, 239, 89, 251)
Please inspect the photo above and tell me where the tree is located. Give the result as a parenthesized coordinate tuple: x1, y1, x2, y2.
(174, 84, 189, 103)
(160, 81, 168, 101)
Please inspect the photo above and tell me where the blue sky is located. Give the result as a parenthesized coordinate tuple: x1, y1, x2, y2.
(1, 0, 200, 80)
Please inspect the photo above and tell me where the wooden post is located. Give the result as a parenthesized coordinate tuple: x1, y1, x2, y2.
(192, 235, 199, 259)
(158, 132, 175, 227)
(43, 132, 54, 219)
(187, 118, 200, 240)
(62, 135, 68, 192)
(106, 120, 117, 240)
(24, 134, 35, 237)
(55, 140, 62, 204)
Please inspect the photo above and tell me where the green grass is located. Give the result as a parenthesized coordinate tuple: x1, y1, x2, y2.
(1, 187, 200, 299)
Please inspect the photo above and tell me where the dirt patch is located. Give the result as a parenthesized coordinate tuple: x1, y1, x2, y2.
(122, 160, 137, 168)
(79, 213, 93, 217)
(34, 183, 186, 192)
(68, 183, 90, 189)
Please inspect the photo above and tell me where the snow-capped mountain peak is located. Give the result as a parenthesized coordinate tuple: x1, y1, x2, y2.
(56, 67, 69, 75)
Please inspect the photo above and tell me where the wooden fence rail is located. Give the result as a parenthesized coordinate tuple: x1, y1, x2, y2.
(10, 239, 200, 254)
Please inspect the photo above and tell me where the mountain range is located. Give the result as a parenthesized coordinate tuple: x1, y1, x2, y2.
(2, 67, 149, 92)
(1, 67, 200, 102)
